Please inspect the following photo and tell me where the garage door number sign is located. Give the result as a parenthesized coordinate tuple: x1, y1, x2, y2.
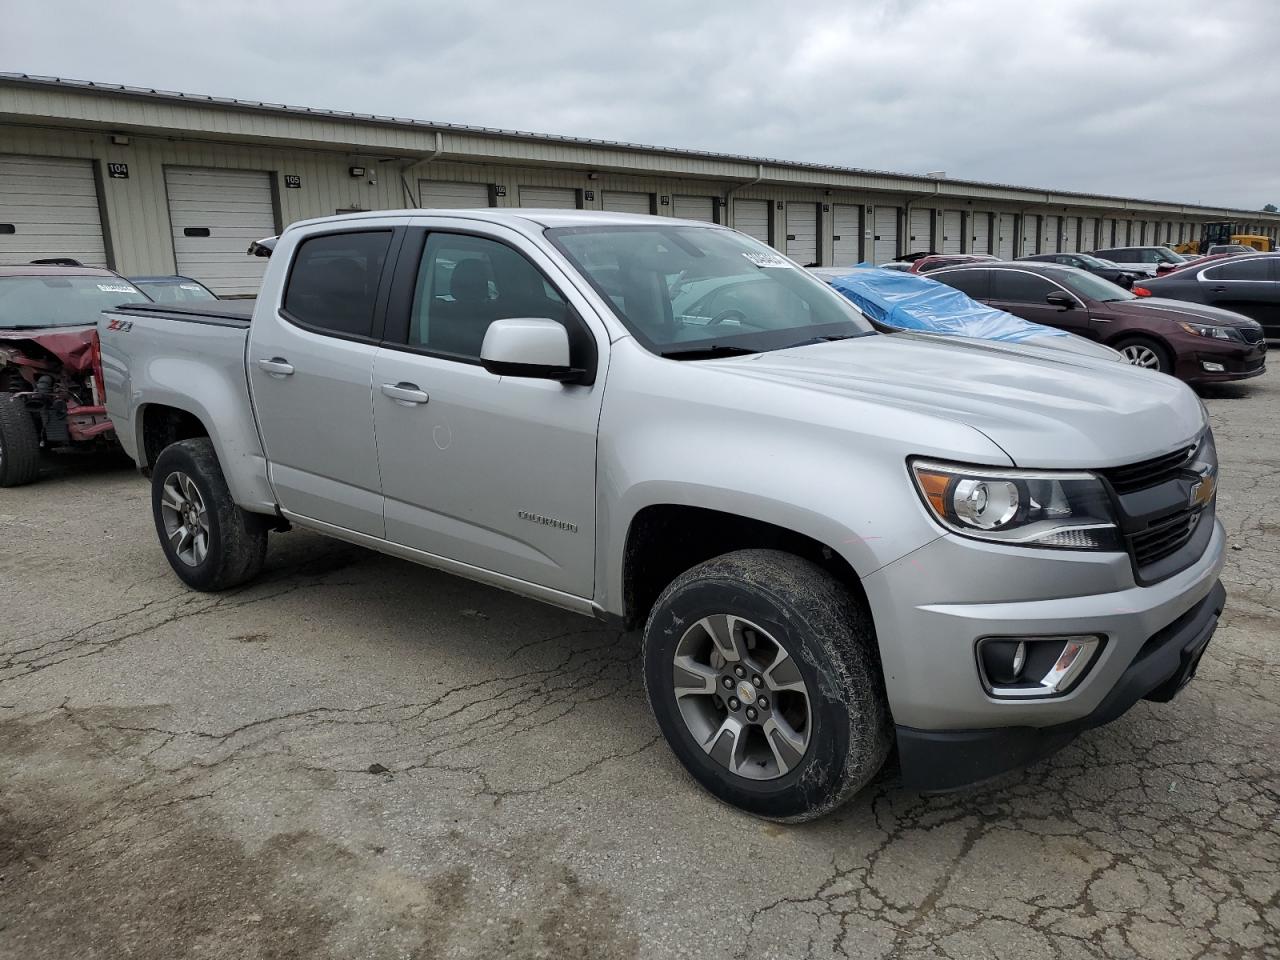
(107, 162, 129, 179)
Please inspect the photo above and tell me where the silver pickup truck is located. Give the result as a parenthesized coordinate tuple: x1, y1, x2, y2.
(99, 210, 1226, 821)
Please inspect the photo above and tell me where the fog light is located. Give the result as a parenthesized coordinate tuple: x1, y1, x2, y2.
(977, 635, 1102, 698)
(1201, 361, 1225, 373)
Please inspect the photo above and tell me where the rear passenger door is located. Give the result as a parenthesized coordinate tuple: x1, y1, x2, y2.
(1197, 257, 1277, 330)
(988, 270, 1090, 337)
(370, 220, 607, 598)
(248, 222, 404, 537)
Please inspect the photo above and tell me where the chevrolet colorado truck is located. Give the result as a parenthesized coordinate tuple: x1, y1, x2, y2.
(98, 210, 1226, 820)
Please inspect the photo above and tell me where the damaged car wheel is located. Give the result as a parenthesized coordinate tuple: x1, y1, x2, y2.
(0, 393, 40, 487)
(151, 438, 268, 591)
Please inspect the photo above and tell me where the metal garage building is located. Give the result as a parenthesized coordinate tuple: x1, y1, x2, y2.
(0, 73, 1276, 288)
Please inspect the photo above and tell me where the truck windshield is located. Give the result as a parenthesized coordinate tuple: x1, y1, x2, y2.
(0, 275, 150, 328)
(547, 225, 875, 356)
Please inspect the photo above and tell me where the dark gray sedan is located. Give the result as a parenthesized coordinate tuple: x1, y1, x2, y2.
(1140, 253, 1280, 339)
(1018, 252, 1137, 289)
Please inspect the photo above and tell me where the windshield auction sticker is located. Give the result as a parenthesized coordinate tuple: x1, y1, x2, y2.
(742, 251, 793, 269)
(97, 283, 139, 294)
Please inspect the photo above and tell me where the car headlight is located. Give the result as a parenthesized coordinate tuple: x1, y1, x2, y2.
(911, 460, 1122, 550)
(1177, 321, 1235, 340)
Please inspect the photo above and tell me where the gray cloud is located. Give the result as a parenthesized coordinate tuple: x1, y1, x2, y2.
(4, 0, 1277, 208)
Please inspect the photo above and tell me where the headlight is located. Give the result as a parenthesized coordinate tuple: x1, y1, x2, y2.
(911, 460, 1122, 550)
(1177, 321, 1235, 340)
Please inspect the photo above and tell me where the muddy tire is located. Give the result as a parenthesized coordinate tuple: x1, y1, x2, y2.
(643, 549, 892, 822)
(151, 438, 268, 591)
(0, 393, 40, 487)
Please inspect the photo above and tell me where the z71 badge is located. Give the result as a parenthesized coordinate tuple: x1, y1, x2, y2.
(106, 319, 134, 332)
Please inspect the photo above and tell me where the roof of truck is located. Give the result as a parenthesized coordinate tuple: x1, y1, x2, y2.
(285, 208, 725, 233)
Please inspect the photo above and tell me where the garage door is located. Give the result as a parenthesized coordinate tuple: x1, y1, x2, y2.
(165, 167, 275, 297)
(1063, 217, 1079, 252)
(831, 204, 861, 265)
(0, 155, 107, 267)
(1042, 215, 1060, 253)
(785, 203, 818, 265)
(519, 186, 577, 208)
(971, 213, 991, 254)
(418, 180, 489, 209)
(908, 208, 933, 253)
(997, 214, 1016, 259)
(674, 196, 716, 223)
(602, 191, 652, 215)
(873, 206, 899, 264)
(1021, 215, 1039, 256)
(942, 210, 963, 254)
(733, 199, 770, 245)
(1081, 218, 1098, 251)
(1099, 219, 1117, 248)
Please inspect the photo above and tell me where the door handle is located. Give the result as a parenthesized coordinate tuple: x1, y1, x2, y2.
(1211, 285, 1227, 293)
(257, 357, 294, 377)
(381, 382, 430, 405)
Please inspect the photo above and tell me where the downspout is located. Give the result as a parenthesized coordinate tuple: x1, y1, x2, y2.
(398, 130, 444, 208)
(723, 163, 765, 227)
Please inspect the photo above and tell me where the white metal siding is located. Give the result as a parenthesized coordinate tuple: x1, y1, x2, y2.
(0, 155, 107, 267)
(908, 208, 933, 252)
(673, 195, 716, 223)
(602, 191, 652, 215)
(785, 202, 818, 264)
(1021, 215, 1039, 255)
(165, 167, 274, 296)
(874, 207, 899, 263)
(997, 214, 1016, 259)
(418, 180, 490, 209)
(733, 199, 769, 244)
(1082, 217, 1098, 251)
(1042, 215, 1059, 253)
(831, 204, 861, 265)
(942, 210, 962, 254)
(518, 185, 577, 208)
(1099, 218, 1117, 248)
(1063, 216, 1079, 252)
(971, 212, 991, 254)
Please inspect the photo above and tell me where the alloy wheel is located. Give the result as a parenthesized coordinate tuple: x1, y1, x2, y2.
(1121, 344, 1162, 369)
(671, 614, 812, 780)
(159, 471, 210, 567)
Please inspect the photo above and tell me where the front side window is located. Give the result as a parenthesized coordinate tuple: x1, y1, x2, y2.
(283, 230, 393, 338)
(409, 233, 573, 361)
(547, 224, 874, 356)
(992, 271, 1057, 303)
(1205, 258, 1272, 281)
(0, 275, 150, 329)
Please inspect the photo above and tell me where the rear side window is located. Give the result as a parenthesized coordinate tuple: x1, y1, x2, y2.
(932, 268, 990, 299)
(283, 230, 393, 338)
(993, 271, 1057, 302)
(1205, 258, 1272, 281)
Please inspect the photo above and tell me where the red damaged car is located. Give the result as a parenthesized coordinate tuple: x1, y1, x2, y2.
(0, 264, 151, 486)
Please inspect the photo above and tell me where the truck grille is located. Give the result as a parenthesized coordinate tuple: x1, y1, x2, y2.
(1130, 509, 1201, 567)
(1099, 446, 1195, 495)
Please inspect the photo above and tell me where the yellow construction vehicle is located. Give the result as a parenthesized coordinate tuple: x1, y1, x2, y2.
(1176, 223, 1275, 255)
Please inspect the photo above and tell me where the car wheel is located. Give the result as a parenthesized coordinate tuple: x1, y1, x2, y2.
(0, 393, 41, 487)
(1114, 337, 1172, 374)
(643, 549, 892, 821)
(151, 438, 268, 591)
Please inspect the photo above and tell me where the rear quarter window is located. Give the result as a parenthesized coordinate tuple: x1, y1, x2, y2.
(283, 230, 393, 338)
(932, 269, 990, 299)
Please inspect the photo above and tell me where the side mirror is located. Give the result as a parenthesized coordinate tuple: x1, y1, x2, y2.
(1045, 291, 1075, 309)
(480, 318, 583, 382)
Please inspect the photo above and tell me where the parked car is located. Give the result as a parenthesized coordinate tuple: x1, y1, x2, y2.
(1139, 253, 1280, 339)
(1019, 252, 1138, 288)
(930, 261, 1266, 382)
(1157, 253, 1230, 276)
(0, 264, 150, 485)
(908, 254, 999, 274)
(1206, 244, 1257, 256)
(810, 266, 1123, 363)
(101, 210, 1227, 821)
(128, 275, 218, 304)
(1091, 246, 1187, 277)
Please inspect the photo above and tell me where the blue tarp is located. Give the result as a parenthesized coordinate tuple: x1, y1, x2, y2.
(827, 265, 1069, 342)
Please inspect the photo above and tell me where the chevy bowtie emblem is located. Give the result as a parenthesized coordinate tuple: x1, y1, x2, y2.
(1190, 474, 1216, 509)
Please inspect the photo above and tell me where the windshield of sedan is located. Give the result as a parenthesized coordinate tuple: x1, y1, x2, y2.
(547, 224, 875, 356)
(1074, 253, 1114, 269)
(0, 275, 151, 328)
(1056, 269, 1136, 303)
(131, 279, 217, 304)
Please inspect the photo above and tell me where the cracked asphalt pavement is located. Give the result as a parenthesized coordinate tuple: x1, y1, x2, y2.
(1, 374, 1278, 960)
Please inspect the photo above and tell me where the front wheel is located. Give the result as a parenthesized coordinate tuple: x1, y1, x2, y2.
(1114, 337, 1172, 374)
(151, 438, 268, 591)
(642, 549, 891, 821)
(0, 393, 40, 487)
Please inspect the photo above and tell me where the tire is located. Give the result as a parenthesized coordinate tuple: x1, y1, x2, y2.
(0, 393, 41, 487)
(1114, 336, 1173, 374)
(151, 438, 268, 591)
(642, 549, 892, 822)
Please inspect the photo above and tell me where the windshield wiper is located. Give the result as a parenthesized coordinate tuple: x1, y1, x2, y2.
(778, 334, 861, 350)
(660, 344, 759, 360)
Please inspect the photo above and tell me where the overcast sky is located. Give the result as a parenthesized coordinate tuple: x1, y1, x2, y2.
(5, 0, 1277, 209)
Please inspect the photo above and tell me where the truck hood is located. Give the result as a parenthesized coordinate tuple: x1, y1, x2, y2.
(0, 324, 96, 373)
(709, 333, 1204, 468)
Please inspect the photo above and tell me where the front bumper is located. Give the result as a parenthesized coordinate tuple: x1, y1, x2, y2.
(1172, 336, 1266, 384)
(895, 580, 1225, 791)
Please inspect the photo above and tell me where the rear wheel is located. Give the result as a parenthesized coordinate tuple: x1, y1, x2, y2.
(151, 438, 268, 591)
(0, 393, 40, 487)
(642, 549, 892, 821)
(1114, 337, 1172, 374)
